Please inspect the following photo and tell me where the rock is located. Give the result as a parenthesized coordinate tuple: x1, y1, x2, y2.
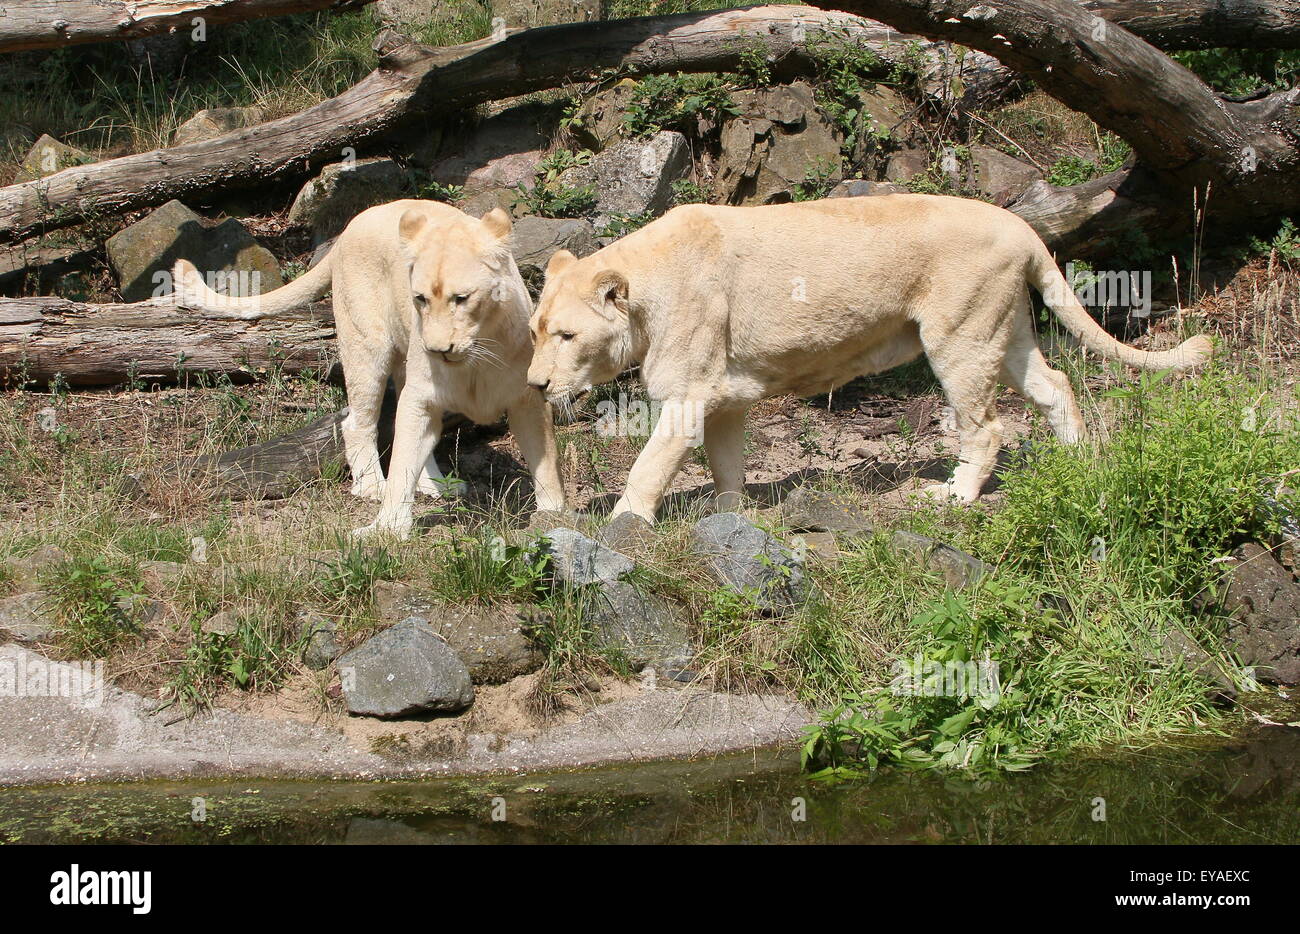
(781, 486, 875, 535)
(509, 216, 599, 291)
(889, 531, 992, 589)
(828, 179, 907, 198)
(4, 544, 68, 590)
(570, 79, 639, 152)
(544, 528, 635, 586)
(201, 610, 240, 636)
(557, 130, 691, 229)
(371, 586, 541, 683)
(173, 107, 264, 147)
(1159, 630, 1236, 697)
(336, 616, 475, 717)
(107, 200, 283, 302)
(968, 144, 1042, 205)
(0, 591, 57, 643)
(301, 616, 342, 670)
(14, 134, 94, 183)
(713, 82, 842, 206)
(596, 512, 656, 560)
(1221, 543, 1300, 684)
(795, 531, 840, 565)
(690, 513, 806, 612)
(287, 158, 412, 244)
(139, 560, 186, 592)
(457, 187, 517, 219)
(587, 581, 692, 670)
(884, 145, 931, 185)
(416, 104, 549, 193)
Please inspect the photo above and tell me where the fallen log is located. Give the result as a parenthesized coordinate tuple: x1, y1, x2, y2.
(0, 6, 1007, 246)
(0, 296, 335, 387)
(0, 0, 378, 54)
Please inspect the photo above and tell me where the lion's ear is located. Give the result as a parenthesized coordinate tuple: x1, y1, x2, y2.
(545, 249, 577, 277)
(481, 207, 512, 240)
(399, 208, 427, 243)
(593, 269, 629, 320)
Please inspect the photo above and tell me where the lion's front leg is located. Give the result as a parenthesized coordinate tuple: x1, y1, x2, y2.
(611, 398, 699, 524)
(354, 393, 443, 541)
(507, 392, 566, 513)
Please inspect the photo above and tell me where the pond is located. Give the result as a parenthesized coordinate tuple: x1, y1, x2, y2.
(1, 717, 1296, 844)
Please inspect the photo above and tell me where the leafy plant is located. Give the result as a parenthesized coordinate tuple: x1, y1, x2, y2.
(622, 73, 738, 137)
(792, 159, 840, 202)
(44, 556, 143, 656)
(512, 150, 597, 218)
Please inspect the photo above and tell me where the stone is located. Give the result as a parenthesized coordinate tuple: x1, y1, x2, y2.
(796, 531, 840, 565)
(201, 610, 239, 636)
(596, 512, 656, 560)
(781, 486, 875, 535)
(457, 187, 517, 219)
(968, 144, 1042, 205)
(139, 560, 186, 592)
(884, 145, 931, 185)
(509, 216, 599, 291)
(301, 615, 342, 670)
(570, 78, 639, 152)
(1221, 543, 1300, 684)
(713, 82, 842, 206)
(586, 581, 692, 670)
(543, 528, 635, 586)
(416, 104, 550, 193)
(287, 158, 411, 243)
(336, 616, 475, 717)
(371, 584, 541, 683)
(0, 591, 57, 642)
(557, 130, 691, 229)
(173, 107, 264, 147)
(106, 200, 283, 302)
(14, 134, 94, 183)
(890, 531, 992, 589)
(1159, 630, 1236, 697)
(828, 179, 907, 199)
(4, 544, 68, 590)
(690, 513, 806, 612)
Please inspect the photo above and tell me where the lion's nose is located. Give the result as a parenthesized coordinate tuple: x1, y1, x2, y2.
(529, 376, 550, 392)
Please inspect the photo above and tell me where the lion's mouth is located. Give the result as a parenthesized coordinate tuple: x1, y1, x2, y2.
(440, 351, 467, 365)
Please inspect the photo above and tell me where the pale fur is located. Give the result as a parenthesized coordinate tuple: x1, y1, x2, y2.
(175, 199, 565, 537)
(527, 194, 1213, 523)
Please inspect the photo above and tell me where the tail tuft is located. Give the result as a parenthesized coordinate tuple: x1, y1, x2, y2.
(1169, 334, 1214, 372)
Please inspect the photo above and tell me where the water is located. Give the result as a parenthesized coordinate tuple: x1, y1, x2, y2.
(1, 720, 1296, 844)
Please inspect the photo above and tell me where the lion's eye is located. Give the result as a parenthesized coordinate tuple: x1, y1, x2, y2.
(413, 294, 428, 308)
(559, 331, 576, 341)
(453, 293, 471, 305)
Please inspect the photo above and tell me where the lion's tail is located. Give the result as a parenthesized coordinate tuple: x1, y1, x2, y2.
(173, 251, 334, 320)
(1028, 241, 1212, 372)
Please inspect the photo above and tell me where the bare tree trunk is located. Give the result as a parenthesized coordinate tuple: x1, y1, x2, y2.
(0, 296, 335, 387)
(0, 6, 1000, 245)
(817, 0, 1300, 247)
(1081, 0, 1300, 50)
(0, 0, 377, 53)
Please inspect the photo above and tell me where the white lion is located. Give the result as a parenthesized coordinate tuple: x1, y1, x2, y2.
(527, 195, 1212, 523)
(175, 200, 565, 537)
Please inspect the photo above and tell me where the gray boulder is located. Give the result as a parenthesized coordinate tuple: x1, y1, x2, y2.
(587, 581, 692, 670)
(557, 131, 691, 229)
(336, 616, 475, 717)
(0, 591, 57, 643)
(596, 512, 656, 560)
(691, 513, 806, 612)
(371, 584, 542, 683)
(509, 215, 598, 290)
(968, 144, 1042, 205)
(1221, 542, 1300, 684)
(544, 528, 635, 586)
(457, 187, 517, 219)
(570, 78, 639, 152)
(828, 179, 907, 199)
(890, 531, 992, 589)
(415, 103, 548, 192)
(173, 107, 264, 147)
(287, 158, 411, 243)
(200, 610, 239, 636)
(713, 82, 842, 206)
(781, 486, 875, 535)
(14, 134, 94, 183)
(300, 615, 342, 670)
(107, 200, 283, 302)
(3, 544, 68, 591)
